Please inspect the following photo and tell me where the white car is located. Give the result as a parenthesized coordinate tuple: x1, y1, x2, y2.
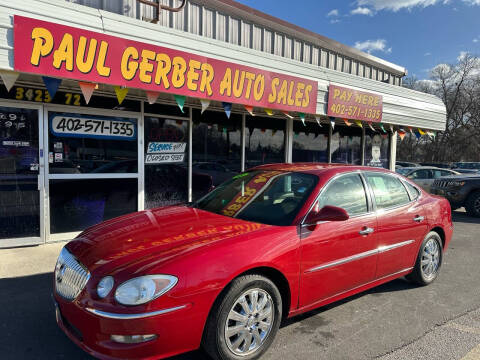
(396, 166, 460, 193)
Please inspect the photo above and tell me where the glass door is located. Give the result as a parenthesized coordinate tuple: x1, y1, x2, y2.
(0, 103, 44, 248)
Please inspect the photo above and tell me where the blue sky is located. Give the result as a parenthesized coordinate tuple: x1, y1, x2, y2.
(235, 0, 480, 79)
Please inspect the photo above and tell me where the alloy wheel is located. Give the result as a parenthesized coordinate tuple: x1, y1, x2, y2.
(421, 238, 440, 280)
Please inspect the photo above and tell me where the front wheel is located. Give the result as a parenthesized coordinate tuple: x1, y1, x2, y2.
(202, 274, 282, 360)
(406, 231, 443, 285)
(465, 191, 480, 217)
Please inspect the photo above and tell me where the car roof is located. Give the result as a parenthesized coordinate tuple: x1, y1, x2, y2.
(248, 162, 392, 176)
(400, 166, 452, 171)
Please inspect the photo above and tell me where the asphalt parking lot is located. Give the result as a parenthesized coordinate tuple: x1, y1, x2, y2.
(0, 210, 479, 360)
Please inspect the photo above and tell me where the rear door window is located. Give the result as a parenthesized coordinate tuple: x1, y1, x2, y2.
(366, 173, 411, 209)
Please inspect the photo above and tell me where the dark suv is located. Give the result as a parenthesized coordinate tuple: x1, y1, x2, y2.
(431, 174, 480, 217)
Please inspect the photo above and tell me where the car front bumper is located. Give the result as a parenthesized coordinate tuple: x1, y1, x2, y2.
(431, 186, 468, 207)
(54, 294, 205, 360)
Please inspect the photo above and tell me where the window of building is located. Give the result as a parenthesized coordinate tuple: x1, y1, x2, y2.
(366, 173, 410, 209)
(365, 130, 390, 168)
(48, 112, 138, 174)
(192, 109, 241, 199)
(245, 116, 286, 168)
(292, 120, 328, 163)
(331, 126, 362, 165)
(318, 174, 368, 216)
(144, 116, 189, 209)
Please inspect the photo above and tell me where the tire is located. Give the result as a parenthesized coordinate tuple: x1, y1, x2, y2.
(406, 231, 443, 286)
(202, 274, 282, 360)
(465, 191, 480, 218)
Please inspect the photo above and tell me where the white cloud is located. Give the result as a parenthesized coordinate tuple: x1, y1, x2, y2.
(424, 52, 432, 56)
(463, 0, 480, 4)
(330, 19, 341, 24)
(474, 38, 479, 43)
(351, 6, 374, 15)
(327, 9, 339, 17)
(356, 0, 449, 12)
(354, 39, 392, 54)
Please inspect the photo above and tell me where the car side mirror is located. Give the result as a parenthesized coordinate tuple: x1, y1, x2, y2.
(305, 205, 349, 225)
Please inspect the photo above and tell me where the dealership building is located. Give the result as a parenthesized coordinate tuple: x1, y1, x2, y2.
(0, 0, 446, 247)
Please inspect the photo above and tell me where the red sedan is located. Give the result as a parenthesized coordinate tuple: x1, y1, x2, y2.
(53, 163, 453, 360)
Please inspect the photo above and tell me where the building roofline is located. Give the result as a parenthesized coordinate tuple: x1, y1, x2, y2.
(198, 0, 407, 76)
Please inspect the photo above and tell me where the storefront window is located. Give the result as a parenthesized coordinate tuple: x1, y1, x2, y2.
(245, 116, 286, 168)
(365, 130, 390, 168)
(48, 112, 138, 174)
(0, 107, 40, 239)
(49, 178, 137, 234)
(292, 120, 329, 163)
(331, 126, 362, 165)
(144, 116, 189, 209)
(192, 109, 241, 198)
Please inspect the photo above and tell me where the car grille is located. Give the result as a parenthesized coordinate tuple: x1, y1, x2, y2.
(55, 247, 90, 301)
(433, 180, 449, 188)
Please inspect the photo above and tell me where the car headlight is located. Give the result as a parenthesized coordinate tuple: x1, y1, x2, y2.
(97, 276, 114, 298)
(114, 275, 178, 306)
(449, 181, 465, 187)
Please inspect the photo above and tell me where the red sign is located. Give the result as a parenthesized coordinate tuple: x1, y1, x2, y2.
(327, 85, 383, 122)
(13, 16, 318, 114)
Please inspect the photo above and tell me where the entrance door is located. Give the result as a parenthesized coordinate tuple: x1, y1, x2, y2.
(0, 103, 44, 248)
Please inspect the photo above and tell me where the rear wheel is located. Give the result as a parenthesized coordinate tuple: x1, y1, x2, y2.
(202, 274, 282, 360)
(465, 191, 480, 217)
(406, 231, 443, 285)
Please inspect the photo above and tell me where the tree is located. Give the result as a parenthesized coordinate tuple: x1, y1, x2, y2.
(398, 53, 480, 163)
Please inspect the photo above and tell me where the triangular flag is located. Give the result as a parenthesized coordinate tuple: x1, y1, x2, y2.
(389, 124, 394, 133)
(264, 108, 274, 116)
(398, 131, 406, 141)
(42, 76, 62, 99)
(174, 95, 186, 113)
(418, 128, 426, 135)
(329, 117, 335, 130)
(426, 131, 434, 139)
(431, 131, 436, 139)
(200, 99, 211, 114)
(0, 70, 19, 91)
(282, 111, 293, 119)
(78, 82, 96, 104)
(355, 120, 363, 128)
(408, 127, 414, 134)
(368, 122, 376, 132)
(145, 91, 160, 105)
(244, 105, 254, 115)
(344, 119, 352, 126)
(380, 124, 386, 133)
(315, 116, 322, 127)
(222, 102, 232, 118)
(299, 113, 306, 126)
(114, 86, 129, 105)
(414, 131, 421, 139)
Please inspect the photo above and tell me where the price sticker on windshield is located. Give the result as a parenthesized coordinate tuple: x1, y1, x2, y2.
(50, 115, 136, 140)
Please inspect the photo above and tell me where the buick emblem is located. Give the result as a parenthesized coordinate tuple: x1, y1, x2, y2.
(56, 264, 66, 283)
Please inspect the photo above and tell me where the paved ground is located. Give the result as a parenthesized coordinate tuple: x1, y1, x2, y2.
(0, 210, 479, 360)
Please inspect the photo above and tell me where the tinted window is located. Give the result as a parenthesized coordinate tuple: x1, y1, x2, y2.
(409, 169, 431, 179)
(439, 170, 454, 177)
(404, 182, 420, 200)
(194, 171, 317, 226)
(366, 173, 410, 209)
(318, 174, 368, 216)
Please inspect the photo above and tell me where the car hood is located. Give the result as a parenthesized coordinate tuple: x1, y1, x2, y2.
(67, 206, 268, 274)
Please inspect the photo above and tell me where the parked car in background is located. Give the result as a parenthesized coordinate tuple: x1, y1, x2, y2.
(53, 163, 452, 360)
(396, 167, 460, 193)
(431, 174, 480, 217)
(451, 162, 480, 172)
(452, 169, 480, 174)
(419, 162, 451, 169)
(396, 161, 420, 168)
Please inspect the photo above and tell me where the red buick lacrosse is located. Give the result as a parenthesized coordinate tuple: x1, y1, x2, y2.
(53, 163, 453, 360)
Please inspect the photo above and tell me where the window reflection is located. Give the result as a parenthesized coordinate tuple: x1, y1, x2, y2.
(245, 116, 285, 168)
(192, 109, 241, 198)
(331, 126, 362, 165)
(48, 112, 138, 174)
(292, 120, 328, 163)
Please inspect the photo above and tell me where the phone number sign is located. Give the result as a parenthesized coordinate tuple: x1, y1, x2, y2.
(327, 85, 383, 122)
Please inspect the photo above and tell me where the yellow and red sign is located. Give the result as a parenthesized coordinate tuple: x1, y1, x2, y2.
(13, 16, 318, 114)
(327, 85, 383, 122)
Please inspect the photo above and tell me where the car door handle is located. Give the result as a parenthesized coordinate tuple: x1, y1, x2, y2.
(359, 227, 374, 235)
(413, 216, 425, 223)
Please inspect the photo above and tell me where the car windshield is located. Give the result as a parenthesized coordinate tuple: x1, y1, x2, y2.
(193, 170, 318, 226)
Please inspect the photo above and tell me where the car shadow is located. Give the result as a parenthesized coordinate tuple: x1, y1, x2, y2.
(452, 210, 480, 224)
